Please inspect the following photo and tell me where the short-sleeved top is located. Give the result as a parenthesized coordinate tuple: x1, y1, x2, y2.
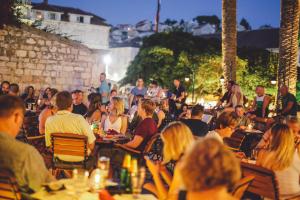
(134, 118, 157, 151)
(220, 91, 232, 103)
(181, 119, 209, 137)
(45, 110, 96, 162)
(0, 132, 53, 192)
(282, 93, 298, 116)
(72, 103, 88, 116)
(131, 87, 147, 97)
(98, 80, 110, 104)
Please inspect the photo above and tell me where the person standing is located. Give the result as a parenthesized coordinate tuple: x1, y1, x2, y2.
(215, 80, 235, 108)
(129, 78, 147, 107)
(71, 90, 88, 116)
(170, 79, 186, 116)
(279, 85, 298, 117)
(250, 85, 271, 118)
(98, 73, 110, 105)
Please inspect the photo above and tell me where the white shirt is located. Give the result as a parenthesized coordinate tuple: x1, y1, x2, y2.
(45, 110, 96, 162)
(104, 116, 122, 133)
(276, 151, 300, 197)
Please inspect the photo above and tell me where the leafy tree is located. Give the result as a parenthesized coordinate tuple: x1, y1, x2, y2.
(240, 18, 252, 30)
(164, 19, 178, 26)
(193, 15, 221, 31)
(122, 31, 278, 100)
(0, 0, 21, 28)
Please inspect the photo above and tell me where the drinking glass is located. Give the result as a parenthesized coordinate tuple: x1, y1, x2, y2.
(65, 169, 89, 198)
(131, 167, 146, 199)
(98, 157, 110, 188)
(98, 157, 110, 178)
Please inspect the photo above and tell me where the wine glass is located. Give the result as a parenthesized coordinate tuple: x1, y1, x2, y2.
(98, 157, 110, 188)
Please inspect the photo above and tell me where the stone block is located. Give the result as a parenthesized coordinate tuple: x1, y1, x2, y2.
(24, 69, 32, 75)
(0, 67, 11, 74)
(15, 50, 27, 57)
(6, 62, 17, 68)
(38, 40, 45, 46)
(64, 66, 73, 72)
(49, 47, 57, 53)
(0, 36, 5, 41)
(79, 50, 89, 56)
(0, 56, 9, 61)
(28, 51, 36, 58)
(74, 67, 85, 71)
(45, 41, 52, 46)
(15, 69, 24, 75)
(41, 47, 48, 52)
(0, 30, 8, 36)
(24, 63, 36, 69)
(26, 38, 36, 45)
(32, 69, 42, 76)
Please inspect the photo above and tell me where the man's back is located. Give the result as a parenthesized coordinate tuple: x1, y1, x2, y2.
(181, 118, 209, 137)
(0, 132, 52, 192)
(45, 110, 96, 161)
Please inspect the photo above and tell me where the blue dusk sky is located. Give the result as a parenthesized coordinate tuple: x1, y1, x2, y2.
(32, 0, 280, 29)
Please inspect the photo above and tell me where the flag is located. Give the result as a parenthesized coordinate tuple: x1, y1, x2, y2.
(155, 0, 161, 32)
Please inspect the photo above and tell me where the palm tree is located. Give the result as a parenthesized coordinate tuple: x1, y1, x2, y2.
(222, 0, 237, 84)
(278, 0, 300, 95)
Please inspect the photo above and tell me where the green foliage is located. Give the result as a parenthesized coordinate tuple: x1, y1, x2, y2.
(240, 18, 252, 30)
(193, 15, 221, 31)
(122, 31, 278, 100)
(0, 0, 22, 28)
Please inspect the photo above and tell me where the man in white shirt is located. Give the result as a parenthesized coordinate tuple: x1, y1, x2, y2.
(45, 91, 96, 162)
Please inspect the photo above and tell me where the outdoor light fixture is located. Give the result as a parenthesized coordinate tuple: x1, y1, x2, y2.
(185, 77, 190, 82)
(103, 54, 112, 78)
(271, 80, 277, 85)
(220, 76, 225, 83)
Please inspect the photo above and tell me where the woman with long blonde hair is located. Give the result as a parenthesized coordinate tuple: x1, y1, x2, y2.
(257, 123, 300, 198)
(145, 122, 194, 200)
(225, 84, 243, 111)
(102, 97, 128, 134)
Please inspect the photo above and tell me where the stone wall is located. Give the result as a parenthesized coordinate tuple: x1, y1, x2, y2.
(0, 25, 106, 92)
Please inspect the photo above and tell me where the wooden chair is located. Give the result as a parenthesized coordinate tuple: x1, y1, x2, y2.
(0, 169, 21, 200)
(115, 133, 161, 159)
(51, 133, 90, 175)
(241, 162, 280, 200)
(231, 175, 255, 199)
(224, 131, 246, 152)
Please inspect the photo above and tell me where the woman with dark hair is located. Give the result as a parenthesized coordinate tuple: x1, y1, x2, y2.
(38, 88, 58, 111)
(21, 86, 36, 105)
(86, 93, 103, 124)
(39, 94, 58, 135)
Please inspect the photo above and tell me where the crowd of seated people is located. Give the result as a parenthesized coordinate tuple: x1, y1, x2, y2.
(0, 75, 300, 200)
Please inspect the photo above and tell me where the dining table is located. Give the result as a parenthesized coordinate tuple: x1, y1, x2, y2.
(30, 179, 157, 200)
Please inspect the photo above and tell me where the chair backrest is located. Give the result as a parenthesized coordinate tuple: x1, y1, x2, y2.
(232, 175, 255, 199)
(51, 133, 88, 159)
(224, 131, 246, 150)
(143, 133, 161, 154)
(22, 115, 39, 137)
(0, 169, 21, 200)
(241, 162, 279, 200)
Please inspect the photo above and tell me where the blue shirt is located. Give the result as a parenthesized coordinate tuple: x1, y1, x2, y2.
(131, 87, 147, 97)
(99, 80, 110, 103)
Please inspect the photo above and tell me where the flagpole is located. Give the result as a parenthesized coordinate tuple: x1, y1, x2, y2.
(155, 0, 161, 32)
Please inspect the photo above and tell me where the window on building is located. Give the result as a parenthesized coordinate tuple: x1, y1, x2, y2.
(77, 16, 84, 23)
(48, 13, 56, 20)
(36, 11, 43, 20)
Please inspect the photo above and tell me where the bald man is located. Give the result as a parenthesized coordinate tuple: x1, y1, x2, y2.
(279, 86, 298, 116)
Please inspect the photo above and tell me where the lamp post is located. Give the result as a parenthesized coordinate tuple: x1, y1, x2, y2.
(103, 54, 112, 79)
